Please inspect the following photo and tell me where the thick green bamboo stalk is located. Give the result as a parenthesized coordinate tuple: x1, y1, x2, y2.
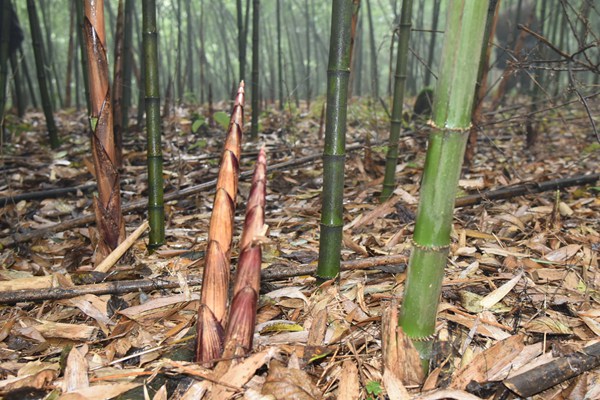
(316, 0, 353, 280)
(26, 0, 59, 149)
(250, 0, 260, 140)
(399, 0, 489, 363)
(142, 0, 164, 250)
(380, 0, 413, 201)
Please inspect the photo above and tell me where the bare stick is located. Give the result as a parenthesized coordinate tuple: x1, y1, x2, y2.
(94, 220, 149, 273)
(455, 173, 599, 208)
(1, 143, 369, 247)
(0, 254, 407, 304)
(503, 342, 600, 397)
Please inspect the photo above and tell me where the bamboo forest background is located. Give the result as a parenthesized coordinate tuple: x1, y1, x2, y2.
(10, 0, 597, 112)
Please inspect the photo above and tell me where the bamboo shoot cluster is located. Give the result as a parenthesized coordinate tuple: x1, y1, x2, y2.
(196, 82, 268, 366)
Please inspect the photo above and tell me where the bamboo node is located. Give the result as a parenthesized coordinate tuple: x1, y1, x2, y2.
(426, 119, 472, 132)
(410, 238, 450, 252)
(410, 333, 436, 342)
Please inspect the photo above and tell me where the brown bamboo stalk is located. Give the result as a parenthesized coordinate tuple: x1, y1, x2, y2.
(84, 0, 125, 265)
(222, 148, 267, 360)
(196, 82, 245, 365)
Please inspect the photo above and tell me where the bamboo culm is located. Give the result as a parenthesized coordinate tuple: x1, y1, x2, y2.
(380, 0, 413, 201)
(316, 0, 353, 280)
(142, 0, 165, 250)
(399, 0, 489, 366)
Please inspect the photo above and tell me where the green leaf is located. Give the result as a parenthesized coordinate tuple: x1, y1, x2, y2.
(191, 118, 205, 133)
(89, 117, 98, 132)
(583, 143, 600, 154)
(189, 139, 208, 150)
(365, 381, 382, 396)
(213, 111, 230, 130)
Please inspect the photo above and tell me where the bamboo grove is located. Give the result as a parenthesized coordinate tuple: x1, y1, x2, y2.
(1, 0, 599, 394)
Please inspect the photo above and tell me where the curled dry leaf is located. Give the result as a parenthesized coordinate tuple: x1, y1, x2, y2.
(262, 360, 322, 400)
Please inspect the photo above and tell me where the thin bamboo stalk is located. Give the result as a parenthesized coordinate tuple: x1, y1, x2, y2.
(143, 0, 165, 250)
(112, 0, 125, 167)
(121, 0, 133, 135)
(75, 1, 91, 114)
(250, 0, 260, 140)
(0, 0, 11, 122)
(380, 0, 413, 201)
(26, 0, 60, 149)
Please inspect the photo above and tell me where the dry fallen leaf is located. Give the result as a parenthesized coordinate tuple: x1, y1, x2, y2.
(262, 360, 322, 400)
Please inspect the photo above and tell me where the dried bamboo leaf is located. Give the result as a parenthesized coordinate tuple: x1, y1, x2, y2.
(63, 346, 89, 392)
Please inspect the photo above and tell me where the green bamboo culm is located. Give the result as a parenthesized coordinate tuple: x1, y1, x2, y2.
(250, 0, 260, 140)
(399, 0, 489, 365)
(380, 0, 413, 202)
(121, 0, 134, 137)
(75, 0, 91, 115)
(26, 0, 60, 149)
(0, 0, 11, 123)
(316, 0, 353, 280)
(142, 0, 165, 250)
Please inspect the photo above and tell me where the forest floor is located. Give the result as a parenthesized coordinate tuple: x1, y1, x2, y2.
(0, 95, 599, 400)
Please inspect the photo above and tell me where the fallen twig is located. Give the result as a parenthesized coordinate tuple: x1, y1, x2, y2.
(0, 183, 97, 207)
(503, 341, 600, 397)
(455, 173, 599, 207)
(0, 254, 407, 303)
(5, 159, 594, 248)
(0, 143, 368, 247)
(94, 220, 149, 273)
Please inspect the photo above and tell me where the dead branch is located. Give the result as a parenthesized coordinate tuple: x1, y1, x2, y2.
(3, 169, 596, 248)
(455, 173, 599, 208)
(0, 254, 407, 304)
(503, 341, 600, 397)
(0, 183, 97, 207)
(0, 143, 368, 247)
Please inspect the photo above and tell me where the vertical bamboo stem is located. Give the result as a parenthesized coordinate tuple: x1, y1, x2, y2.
(316, 0, 353, 280)
(27, 0, 60, 149)
(142, 0, 164, 250)
(399, 0, 489, 366)
(250, 0, 260, 140)
(381, 0, 413, 201)
(83, 0, 125, 264)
